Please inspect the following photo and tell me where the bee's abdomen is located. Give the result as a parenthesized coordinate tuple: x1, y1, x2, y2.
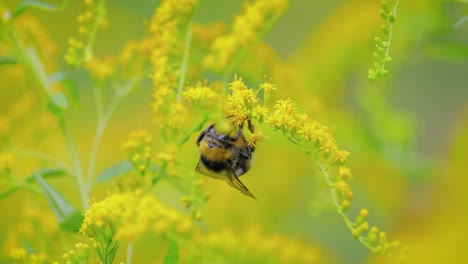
(200, 156, 226, 172)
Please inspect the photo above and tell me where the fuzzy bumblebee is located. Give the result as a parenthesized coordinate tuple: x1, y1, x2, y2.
(195, 119, 256, 199)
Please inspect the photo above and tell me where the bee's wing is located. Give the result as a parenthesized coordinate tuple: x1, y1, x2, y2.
(225, 167, 256, 199)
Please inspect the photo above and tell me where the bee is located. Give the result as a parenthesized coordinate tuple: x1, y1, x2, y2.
(195, 118, 256, 199)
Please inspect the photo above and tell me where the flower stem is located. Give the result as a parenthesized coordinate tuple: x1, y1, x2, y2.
(86, 78, 141, 189)
(177, 24, 192, 102)
(126, 243, 133, 264)
(58, 115, 89, 210)
(380, 0, 399, 73)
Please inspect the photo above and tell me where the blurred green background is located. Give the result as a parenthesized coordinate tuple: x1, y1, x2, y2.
(1, 0, 467, 263)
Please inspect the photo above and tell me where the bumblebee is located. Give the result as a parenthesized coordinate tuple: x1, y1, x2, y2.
(195, 118, 256, 199)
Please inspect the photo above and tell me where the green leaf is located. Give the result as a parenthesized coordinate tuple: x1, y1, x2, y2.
(163, 240, 179, 264)
(12, 0, 68, 20)
(0, 56, 17, 65)
(0, 187, 20, 199)
(26, 168, 65, 182)
(0, 168, 65, 199)
(95, 161, 133, 184)
(61, 78, 79, 104)
(50, 92, 69, 110)
(107, 241, 120, 264)
(34, 170, 84, 232)
(48, 72, 79, 104)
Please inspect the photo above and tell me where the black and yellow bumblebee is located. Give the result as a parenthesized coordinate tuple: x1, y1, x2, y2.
(195, 118, 256, 199)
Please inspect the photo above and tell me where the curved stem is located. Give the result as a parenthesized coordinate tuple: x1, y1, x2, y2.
(11, 148, 75, 176)
(59, 116, 89, 210)
(380, 0, 399, 73)
(86, 78, 141, 189)
(313, 155, 354, 228)
(177, 25, 192, 102)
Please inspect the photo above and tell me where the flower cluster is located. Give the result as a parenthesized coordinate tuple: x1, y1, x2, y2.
(189, 227, 325, 263)
(65, 0, 107, 67)
(81, 190, 194, 242)
(203, 0, 288, 72)
(85, 56, 116, 81)
(149, 0, 198, 115)
(368, 0, 399, 80)
(8, 247, 47, 264)
(182, 81, 220, 106)
(225, 76, 405, 257)
(60, 243, 90, 264)
(121, 130, 153, 176)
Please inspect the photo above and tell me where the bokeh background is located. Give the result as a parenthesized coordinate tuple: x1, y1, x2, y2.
(1, 0, 467, 263)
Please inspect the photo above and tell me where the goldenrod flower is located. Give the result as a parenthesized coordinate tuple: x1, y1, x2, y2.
(81, 190, 194, 242)
(182, 81, 220, 105)
(9, 247, 48, 264)
(61, 243, 90, 264)
(65, 0, 107, 67)
(203, 0, 288, 71)
(121, 130, 153, 176)
(85, 56, 116, 80)
(149, 0, 198, 122)
(190, 227, 325, 263)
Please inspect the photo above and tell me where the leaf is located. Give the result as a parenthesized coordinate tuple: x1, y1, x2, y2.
(61, 78, 79, 104)
(26, 168, 65, 182)
(12, 0, 68, 20)
(163, 240, 179, 264)
(48, 72, 79, 104)
(0, 56, 17, 65)
(0, 168, 65, 199)
(0, 187, 19, 199)
(95, 161, 133, 184)
(107, 241, 120, 264)
(34, 170, 84, 232)
(50, 92, 69, 110)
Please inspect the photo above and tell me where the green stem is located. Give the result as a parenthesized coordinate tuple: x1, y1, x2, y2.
(380, 0, 399, 73)
(86, 78, 141, 189)
(177, 25, 192, 102)
(11, 148, 75, 176)
(58, 115, 89, 210)
(126, 243, 133, 264)
(313, 155, 378, 252)
(312, 155, 354, 228)
(9, 32, 88, 210)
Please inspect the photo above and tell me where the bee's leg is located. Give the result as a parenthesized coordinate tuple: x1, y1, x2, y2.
(239, 149, 251, 159)
(233, 123, 244, 141)
(247, 118, 255, 133)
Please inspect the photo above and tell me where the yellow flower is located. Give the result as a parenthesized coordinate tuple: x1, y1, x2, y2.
(9, 247, 48, 264)
(121, 130, 153, 176)
(182, 81, 219, 104)
(65, 0, 107, 67)
(191, 226, 326, 263)
(167, 102, 190, 130)
(81, 190, 194, 242)
(85, 56, 116, 80)
(0, 152, 13, 173)
(149, 0, 198, 120)
(338, 166, 352, 180)
(203, 0, 288, 71)
(252, 105, 269, 119)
